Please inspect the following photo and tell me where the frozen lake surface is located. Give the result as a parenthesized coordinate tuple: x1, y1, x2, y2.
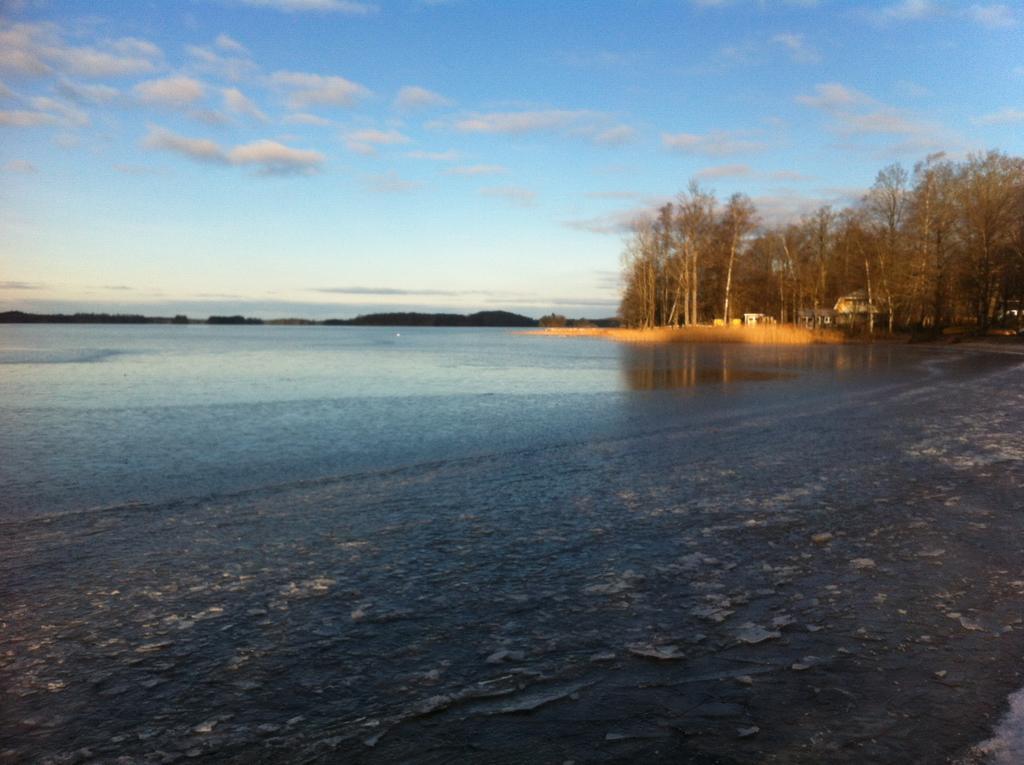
(1, 326, 1023, 762)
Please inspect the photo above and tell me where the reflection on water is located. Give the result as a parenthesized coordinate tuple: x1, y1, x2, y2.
(624, 364, 796, 389)
(619, 342, 891, 390)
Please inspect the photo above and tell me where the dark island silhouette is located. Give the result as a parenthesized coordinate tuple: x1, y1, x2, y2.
(0, 310, 620, 328)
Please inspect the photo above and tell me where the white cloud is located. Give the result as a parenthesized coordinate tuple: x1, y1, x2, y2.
(365, 170, 423, 192)
(0, 24, 52, 76)
(29, 96, 89, 127)
(583, 191, 648, 201)
(771, 33, 820, 64)
(134, 76, 206, 108)
(406, 149, 459, 161)
(227, 139, 324, 174)
(695, 163, 753, 179)
(143, 126, 225, 163)
(3, 159, 37, 173)
(968, 4, 1017, 28)
(186, 44, 258, 82)
(453, 109, 596, 134)
(143, 126, 324, 175)
(0, 47, 50, 76)
(687, 165, 814, 182)
(563, 205, 664, 235)
(223, 87, 267, 121)
(394, 85, 452, 111)
(972, 108, 1024, 125)
(796, 81, 950, 155)
(271, 70, 369, 109)
(215, 34, 248, 53)
(52, 43, 159, 78)
(284, 112, 332, 126)
(0, 22, 161, 79)
(344, 128, 411, 155)
(593, 124, 636, 146)
(239, 0, 376, 14)
(480, 186, 536, 207)
(445, 164, 506, 176)
(840, 110, 930, 135)
(878, 0, 938, 22)
(446, 109, 633, 146)
(661, 130, 767, 156)
(110, 37, 162, 59)
(769, 169, 814, 181)
(57, 79, 119, 104)
(795, 82, 872, 110)
(690, 0, 820, 7)
(0, 109, 58, 127)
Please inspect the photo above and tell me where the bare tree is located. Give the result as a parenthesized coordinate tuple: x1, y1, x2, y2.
(720, 193, 758, 324)
(864, 163, 909, 333)
(615, 150, 1024, 333)
(954, 151, 1022, 330)
(675, 181, 716, 325)
(620, 219, 659, 328)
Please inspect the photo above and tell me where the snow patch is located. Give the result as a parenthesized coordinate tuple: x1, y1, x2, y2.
(967, 686, 1024, 764)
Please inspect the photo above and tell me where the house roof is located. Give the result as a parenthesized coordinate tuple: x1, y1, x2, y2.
(834, 290, 881, 314)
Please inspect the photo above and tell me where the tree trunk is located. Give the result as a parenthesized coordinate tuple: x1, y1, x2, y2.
(723, 237, 737, 323)
(865, 258, 875, 335)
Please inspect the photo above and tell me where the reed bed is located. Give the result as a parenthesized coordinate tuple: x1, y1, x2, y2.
(526, 324, 846, 345)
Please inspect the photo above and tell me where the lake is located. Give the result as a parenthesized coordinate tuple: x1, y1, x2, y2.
(1, 325, 1022, 763)
(0, 324, 918, 519)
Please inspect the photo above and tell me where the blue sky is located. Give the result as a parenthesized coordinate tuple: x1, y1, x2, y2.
(1, 0, 1022, 319)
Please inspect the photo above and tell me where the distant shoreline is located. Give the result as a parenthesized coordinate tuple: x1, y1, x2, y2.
(0, 309, 559, 328)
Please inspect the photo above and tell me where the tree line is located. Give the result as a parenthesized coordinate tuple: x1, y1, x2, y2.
(0, 311, 540, 327)
(619, 150, 1024, 333)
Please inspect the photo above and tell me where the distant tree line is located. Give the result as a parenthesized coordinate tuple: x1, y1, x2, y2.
(0, 311, 160, 324)
(620, 150, 1024, 332)
(0, 310, 616, 329)
(539, 314, 619, 328)
(206, 315, 264, 325)
(325, 311, 538, 327)
(0, 312, 266, 325)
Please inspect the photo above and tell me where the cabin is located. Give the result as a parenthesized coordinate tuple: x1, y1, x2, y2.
(743, 312, 766, 326)
(798, 308, 836, 329)
(999, 299, 1022, 322)
(833, 290, 884, 327)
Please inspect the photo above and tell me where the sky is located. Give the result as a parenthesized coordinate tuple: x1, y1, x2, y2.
(1, 0, 1022, 319)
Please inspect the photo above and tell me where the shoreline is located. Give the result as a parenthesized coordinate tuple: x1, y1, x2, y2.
(523, 325, 1024, 352)
(520, 325, 846, 345)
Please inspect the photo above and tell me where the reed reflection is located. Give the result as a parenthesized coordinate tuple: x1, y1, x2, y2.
(619, 342, 906, 391)
(622, 344, 786, 390)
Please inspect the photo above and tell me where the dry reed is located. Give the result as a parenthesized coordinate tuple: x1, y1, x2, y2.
(525, 325, 845, 345)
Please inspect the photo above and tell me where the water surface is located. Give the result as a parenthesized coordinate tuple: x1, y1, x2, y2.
(1, 325, 919, 519)
(2, 326, 1022, 764)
